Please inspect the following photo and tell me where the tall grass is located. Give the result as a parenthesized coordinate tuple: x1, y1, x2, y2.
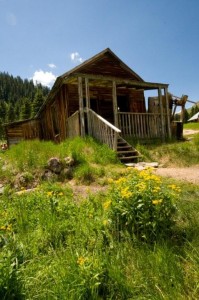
(0, 172, 199, 298)
(0, 137, 119, 187)
(135, 133, 199, 167)
(184, 122, 199, 130)
(0, 137, 199, 298)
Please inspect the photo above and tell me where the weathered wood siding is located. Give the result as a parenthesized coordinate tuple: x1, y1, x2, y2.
(40, 85, 69, 142)
(6, 119, 41, 147)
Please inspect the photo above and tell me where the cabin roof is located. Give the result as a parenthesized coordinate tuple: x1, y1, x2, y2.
(35, 48, 169, 117)
(188, 111, 199, 121)
(60, 48, 144, 82)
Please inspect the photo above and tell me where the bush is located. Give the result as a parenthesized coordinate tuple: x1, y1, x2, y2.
(106, 168, 179, 242)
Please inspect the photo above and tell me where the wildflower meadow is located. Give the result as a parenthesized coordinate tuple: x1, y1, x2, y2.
(0, 138, 198, 299)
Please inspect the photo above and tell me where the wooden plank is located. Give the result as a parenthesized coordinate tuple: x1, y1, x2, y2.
(73, 73, 169, 90)
(85, 77, 91, 135)
(164, 87, 171, 138)
(158, 88, 165, 141)
(112, 81, 118, 128)
(78, 77, 85, 137)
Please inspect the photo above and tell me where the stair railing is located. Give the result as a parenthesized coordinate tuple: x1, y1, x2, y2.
(88, 108, 121, 150)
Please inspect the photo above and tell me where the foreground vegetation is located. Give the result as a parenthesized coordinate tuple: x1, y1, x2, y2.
(0, 137, 199, 299)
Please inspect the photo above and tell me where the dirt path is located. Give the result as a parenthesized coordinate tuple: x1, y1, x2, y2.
(155, 166, 199, 184)
(153, 129, 199, 184)
(183, 129, 199, 136)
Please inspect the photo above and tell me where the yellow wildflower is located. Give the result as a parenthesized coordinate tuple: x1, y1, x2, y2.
(121, 187, 132, 199)
(0, 225, 6, 230)
(77, 256, 86, 266)
(103, 200, 112, 210)
(103, 219, 108, 226)
(135, 182, 147, 192)
(58, 192, 64, 196)
(6, 224, 12, 231)
(153, 187, 161, 193)
(47, 191, 53, 197)
(168, 184, 181, 192)
(152, 199, 163, 205)
(107, 178, 114, 184)
(115, 177, 127, 185)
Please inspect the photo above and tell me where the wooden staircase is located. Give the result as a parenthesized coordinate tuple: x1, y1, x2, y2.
(117, 136, 141, 164)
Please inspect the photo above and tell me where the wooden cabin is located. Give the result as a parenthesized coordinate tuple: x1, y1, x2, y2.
(5, 48, 175, 156)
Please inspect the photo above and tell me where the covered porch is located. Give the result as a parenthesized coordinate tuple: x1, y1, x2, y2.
(66, 73, 171, 143)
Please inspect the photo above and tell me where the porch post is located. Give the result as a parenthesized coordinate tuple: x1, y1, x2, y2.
(158, 87, 165, 141)
(112, 81, 119, 150)
(112, 81, 118, 128)
(85, 77, 91, 135)
(78, 77, 85, 137)
(164, 87, 171, 138)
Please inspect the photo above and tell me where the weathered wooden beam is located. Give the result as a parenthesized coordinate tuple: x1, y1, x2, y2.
(164, 87, 171, 138)
(72, 73, 169, 90)
(112, 81, 118, 128)
(78, 77, 85, 137)
(158, 88, 165, 141)
(85, 77, 91, 135)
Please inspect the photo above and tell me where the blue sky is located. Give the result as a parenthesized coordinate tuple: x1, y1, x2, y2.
(1, 0, 199, 108)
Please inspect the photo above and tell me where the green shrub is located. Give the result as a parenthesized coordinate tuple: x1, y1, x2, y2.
(106, 168, 179, 242)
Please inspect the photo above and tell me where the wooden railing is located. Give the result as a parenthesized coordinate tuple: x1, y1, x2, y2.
(66, 111, 80, 138)
(118, 112, 169, 139)
(88, 109, 121, 150)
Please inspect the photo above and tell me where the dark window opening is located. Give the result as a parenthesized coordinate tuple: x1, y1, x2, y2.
(117, 95, 129, 112)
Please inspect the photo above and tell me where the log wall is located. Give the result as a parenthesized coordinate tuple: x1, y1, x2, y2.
(6, 119, 41, 147)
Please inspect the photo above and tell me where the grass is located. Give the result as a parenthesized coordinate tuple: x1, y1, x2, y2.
(135, 132, 199, 167)
(0, 137, 199, 299)
(184, 122, 199, 130)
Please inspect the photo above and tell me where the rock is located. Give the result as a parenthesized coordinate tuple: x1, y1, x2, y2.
(61, 167, 73, 179)
(64, 156, 75, 167)
(14, 172, 34, 189)
(15, 188, 37, 195)
(125, 162, 159, 169)
(0, 186, 4, 195)
(42, 169, 58, 181)
(47, 157, 63, 174)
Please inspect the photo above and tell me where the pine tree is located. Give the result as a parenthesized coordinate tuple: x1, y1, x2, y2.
(31, 90, 45, 117)
(7, 102, 16, 122)
(0, 100, 7, 122)
(20, 98, 32, 120)
(184, 109, 189, 123)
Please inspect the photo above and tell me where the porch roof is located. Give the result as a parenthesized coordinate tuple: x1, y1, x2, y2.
(62, 72, 169, 90)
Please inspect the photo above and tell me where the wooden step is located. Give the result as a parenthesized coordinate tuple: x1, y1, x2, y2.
(117, 150, 138, 155)
(117, 145, 132, 150)
(116, 135, 142, 163)
(119, 155, 141, 161)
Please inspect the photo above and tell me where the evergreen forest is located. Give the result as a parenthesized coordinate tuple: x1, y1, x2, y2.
(0, 72, 50, 138)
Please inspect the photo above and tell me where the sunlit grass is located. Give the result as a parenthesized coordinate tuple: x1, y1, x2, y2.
(184, 122, 199, 130)
(0, 136, 199, 298)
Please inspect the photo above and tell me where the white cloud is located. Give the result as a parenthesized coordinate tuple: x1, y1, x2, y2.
(70, 52, 84, 64)
(6, 12, 17, 26)
(48, 63, 56, 69)
(32, 70, 56, 87)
